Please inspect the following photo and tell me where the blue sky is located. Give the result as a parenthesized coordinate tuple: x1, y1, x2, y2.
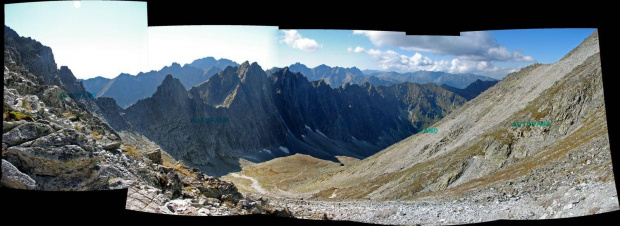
(5, 2, 595, 80)
(148, 26, 277, 72)
(279, 28, 595, 79)
(5, 1, 148, 79)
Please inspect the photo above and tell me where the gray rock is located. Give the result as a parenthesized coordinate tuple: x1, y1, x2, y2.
(1, 159, 36, 189)
(2, 122, 54, 146)
(5, 145, 96, 180)
(3, 120, 28, 133)
(145, 148, 162, 164)
(102, 141, 121, 150)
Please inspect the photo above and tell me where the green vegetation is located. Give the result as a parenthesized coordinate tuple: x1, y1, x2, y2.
(8, 111, 34, 121)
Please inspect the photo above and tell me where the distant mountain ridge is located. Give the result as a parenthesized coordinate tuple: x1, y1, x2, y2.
(279, 63, 497, 89)
(441, 79, 499, 100)
(80, 58, 239, 108)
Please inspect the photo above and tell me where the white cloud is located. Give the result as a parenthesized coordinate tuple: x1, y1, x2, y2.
(348, 46, 365, 53)
(280, 30, 321, 52)
(353, 30, 535, 62)
(354, 48, 521, 78)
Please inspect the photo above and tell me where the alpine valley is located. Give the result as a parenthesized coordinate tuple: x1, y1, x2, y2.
(3, 25, 618, 225)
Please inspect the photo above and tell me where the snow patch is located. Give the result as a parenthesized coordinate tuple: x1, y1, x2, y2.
(316, 130, 328, 138)
(279, 146, 290, 154)
(262, 149, 272, 154)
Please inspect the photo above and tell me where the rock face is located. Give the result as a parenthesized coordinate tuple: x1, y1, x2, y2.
(280, 62, 497, 89)
(123, 64, 287, 176)
(80, 58, 238, 108)
(3, 25, 127, 191)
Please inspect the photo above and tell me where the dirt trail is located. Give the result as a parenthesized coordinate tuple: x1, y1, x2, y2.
(229, 173, 269, 195)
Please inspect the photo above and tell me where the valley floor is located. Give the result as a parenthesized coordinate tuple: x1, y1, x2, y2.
(266, 181, 618, 225)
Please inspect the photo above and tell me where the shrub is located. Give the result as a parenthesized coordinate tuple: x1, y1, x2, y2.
(91, 129, 103, 140)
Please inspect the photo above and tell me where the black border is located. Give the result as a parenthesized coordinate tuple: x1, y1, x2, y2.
(2, 1, 619, 225)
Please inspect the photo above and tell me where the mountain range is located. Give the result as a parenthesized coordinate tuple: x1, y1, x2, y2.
(277, 62, 497, 89)
(80, 57, 239, 108)
(111, 64, 476, 176)
(4, 25, 617, 224)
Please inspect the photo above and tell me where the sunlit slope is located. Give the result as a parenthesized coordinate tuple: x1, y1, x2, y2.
(226, 31, 614, 202)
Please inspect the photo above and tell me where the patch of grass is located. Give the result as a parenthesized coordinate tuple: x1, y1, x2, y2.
(62, 112, 76, 118)
(162, 160, 197, 179)
(74, 124, 84, 132)
(8, 111, 34, 121)
(121, 143, 140, 158)
(91, 129, 103, 141)
(21, 98, 32, 113)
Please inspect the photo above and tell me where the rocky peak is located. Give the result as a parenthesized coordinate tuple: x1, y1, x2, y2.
(236, 61, 265, 83)
(153, 74, 187, 99)
(4, 26, 58, 85)
(58, 65, 88, 94)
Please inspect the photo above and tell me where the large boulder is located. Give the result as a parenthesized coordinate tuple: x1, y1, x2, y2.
(1, 159, 36, 189)
(5, 145, 96, 180)
(2, 122, 54, 146)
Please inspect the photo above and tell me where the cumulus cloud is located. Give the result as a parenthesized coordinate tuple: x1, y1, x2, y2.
(355, 48, 520, 78)
(353, 30, 535, 62)
(280, 30, 321, 52)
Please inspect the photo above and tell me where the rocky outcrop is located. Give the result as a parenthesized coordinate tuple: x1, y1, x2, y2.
(1, 159, 36, 189)
(2, 27, 297, 218)
(3, 26, 125, 191)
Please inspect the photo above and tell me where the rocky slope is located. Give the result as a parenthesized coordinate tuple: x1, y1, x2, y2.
(3, 25, 293, 218)
(225, 30, 619, 224)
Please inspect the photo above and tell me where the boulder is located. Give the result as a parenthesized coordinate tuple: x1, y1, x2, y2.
(2, 122, 54, 146)
(1, 159, 36, 189)
(5, 145, 96, 179)
(102, 141, 121, 150)
(145, 149, 162, 164)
